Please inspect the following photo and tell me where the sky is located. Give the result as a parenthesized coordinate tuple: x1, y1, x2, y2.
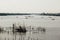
(0, 0, 60, 13)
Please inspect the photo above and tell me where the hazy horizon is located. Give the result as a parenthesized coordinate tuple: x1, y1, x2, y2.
(0, 0, 60, 13)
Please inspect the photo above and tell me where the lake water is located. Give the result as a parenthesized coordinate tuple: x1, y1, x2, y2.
(0, 15, 60, 40)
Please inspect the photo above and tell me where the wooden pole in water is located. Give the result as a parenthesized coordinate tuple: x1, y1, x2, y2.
(13, 24, 14, 34)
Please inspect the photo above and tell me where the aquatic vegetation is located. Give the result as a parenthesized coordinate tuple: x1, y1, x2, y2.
(0, 28, 3, 32)
(36, 27, 46, 32)
(15, 26, 27, 33)
(12, 24, 27, 33)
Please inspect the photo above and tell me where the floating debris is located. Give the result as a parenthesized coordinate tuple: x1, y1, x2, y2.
(48, 17, 52, 18)
(52, 18, 55, 20)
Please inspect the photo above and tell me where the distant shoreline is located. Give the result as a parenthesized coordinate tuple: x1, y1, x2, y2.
(0, 13, 60, 16)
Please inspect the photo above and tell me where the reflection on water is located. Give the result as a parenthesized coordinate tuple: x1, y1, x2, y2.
(0, 27, 60, 40)
(0, 30, 46, 40)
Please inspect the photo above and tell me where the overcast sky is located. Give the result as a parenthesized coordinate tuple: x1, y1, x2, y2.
(0, 0, 60, 13)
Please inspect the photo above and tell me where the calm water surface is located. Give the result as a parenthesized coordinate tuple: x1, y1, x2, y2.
(0, 15, 60, 40)
(0, 27, 60, 40)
